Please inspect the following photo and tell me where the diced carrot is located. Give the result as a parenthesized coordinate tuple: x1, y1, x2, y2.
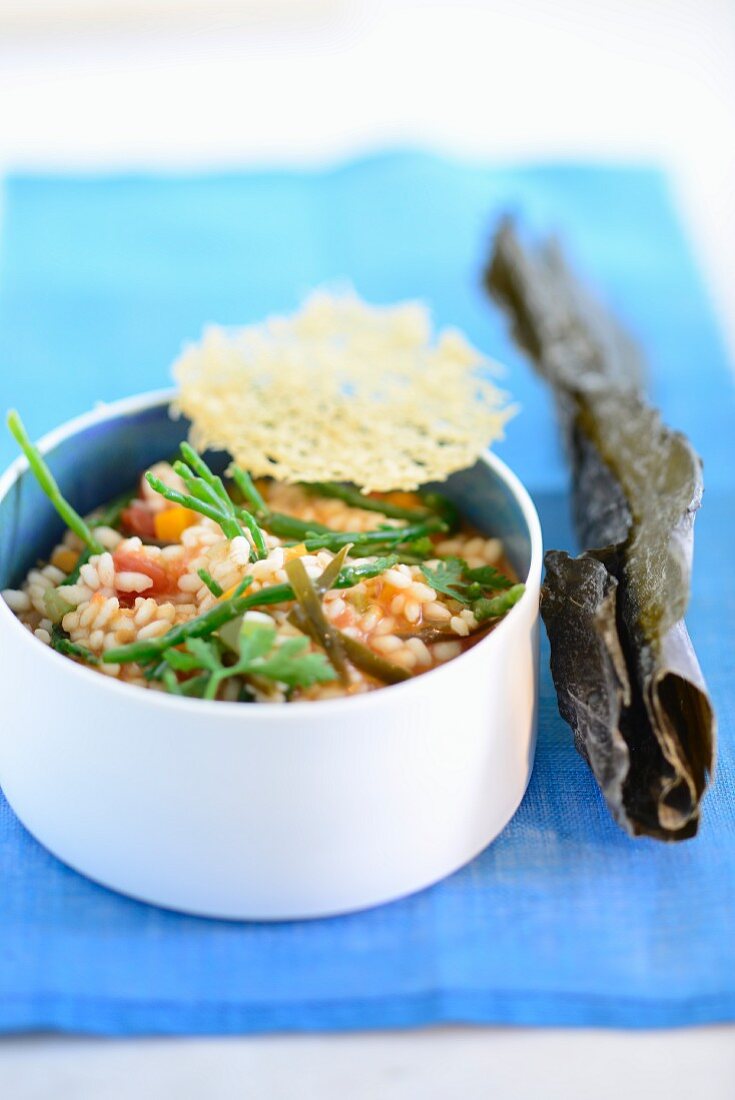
(283, 543, 307, 562)
(51, 547, 79, 573)
(377, 490, 422, 509)
(154, 505, 197, 542)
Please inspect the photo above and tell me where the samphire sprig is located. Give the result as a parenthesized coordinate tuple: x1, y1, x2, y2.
(229, 474, 457, 549)
(146, 442, 268, 559)
(6, 410, 105, 556)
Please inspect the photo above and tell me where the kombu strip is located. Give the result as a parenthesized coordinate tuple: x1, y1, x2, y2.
(485, 219, 715, 840)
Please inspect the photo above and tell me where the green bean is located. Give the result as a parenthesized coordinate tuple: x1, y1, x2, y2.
(7, 410, 104, 555)
(420, 491, 461, 534)
(302, 517, 445, 553)
(230, 466, 268, 515)
(304, 482, 430, 522)
(261, 512, 333, 540)
(285, 558, 350, 683)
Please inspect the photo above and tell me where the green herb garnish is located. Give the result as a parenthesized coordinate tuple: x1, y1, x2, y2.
(472, 584, 526, 622)
(420, 557, 515, 606)
(419, 557, 469, 602)
(162, 621, 336, 699)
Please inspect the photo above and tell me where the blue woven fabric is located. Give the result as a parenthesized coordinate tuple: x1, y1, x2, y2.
(0, 153, 733, 1033)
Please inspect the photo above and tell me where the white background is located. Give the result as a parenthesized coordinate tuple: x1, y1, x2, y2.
(1, 1, 734, 1096)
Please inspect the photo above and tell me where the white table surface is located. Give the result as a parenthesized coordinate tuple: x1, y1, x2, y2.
(0, 1, 733, 1096)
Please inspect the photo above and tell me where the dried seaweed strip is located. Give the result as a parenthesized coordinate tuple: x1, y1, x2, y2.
(485, 219, 715, 840)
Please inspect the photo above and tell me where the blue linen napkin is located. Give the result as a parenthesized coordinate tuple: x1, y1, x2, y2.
(0, 152, 733, 1033)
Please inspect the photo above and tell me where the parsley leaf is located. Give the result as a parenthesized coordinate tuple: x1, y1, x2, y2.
(419, 557, 471, 603)
(421, 557, 516, 604)
(473, 584, 526, 622)
(465, 564, 513, 591)
(252, 635, 338, 689)
(160, 620, 336, 699)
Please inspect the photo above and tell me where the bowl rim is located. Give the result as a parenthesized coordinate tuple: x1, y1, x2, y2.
(0, 388, 543, 721)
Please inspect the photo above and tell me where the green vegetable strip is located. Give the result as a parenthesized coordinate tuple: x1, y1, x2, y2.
(230, 466, 268, 515)
(302, 517, 445, 553)
(290, 610, 410, 686)
(336, 556, 399, 585)
(313, 544, 351, 594)
(145, 473, 243, 540)
(420, 492, 461, 533)
(179, 445, 268, 559)
(197, 568, 223, 597)
(95, 487, 137, 530)
(290, 547, 410, 686)
(50, 624, 99, 664)
(179, 442, 231, 506)
(473, 583, 526, 622)
(236, 508, 269, 561)
(172, 461, 225, 511)
(261, 512, 333, 540)
(232, 575, 254, 598)
(285, 558, 350, 684)
(60, 547, 92, 586)
(304, 482, 430, 522)
(337, 632, 411, 685)
(7, 410, 104, 555)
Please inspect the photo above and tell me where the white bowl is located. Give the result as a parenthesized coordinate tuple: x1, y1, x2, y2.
(0, 390, 542, 920)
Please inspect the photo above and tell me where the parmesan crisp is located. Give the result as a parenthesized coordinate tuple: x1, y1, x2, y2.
(173, 292, 513, 492)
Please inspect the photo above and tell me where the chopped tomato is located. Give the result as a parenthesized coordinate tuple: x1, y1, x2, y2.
(121, 500, 157, 539)
(112, 549, 172, 596)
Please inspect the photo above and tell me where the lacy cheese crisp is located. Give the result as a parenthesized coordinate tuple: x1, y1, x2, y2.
(173, 292, 512, 492)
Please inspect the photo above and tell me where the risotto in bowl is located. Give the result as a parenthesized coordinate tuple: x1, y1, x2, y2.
(0, 366, 540, 916)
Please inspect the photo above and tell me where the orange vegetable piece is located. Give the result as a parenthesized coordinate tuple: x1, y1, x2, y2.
(51, 547, 79, 574)
(153, 505, 197, 542)
(283, 543, 307, 562)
